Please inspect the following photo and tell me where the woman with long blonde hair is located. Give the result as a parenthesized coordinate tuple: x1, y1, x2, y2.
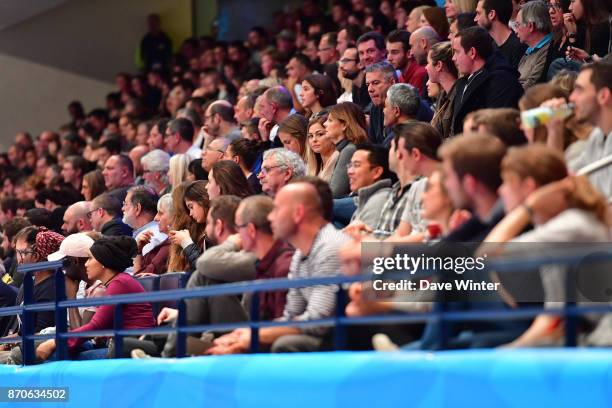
(306, 111, 338, 181)
(167, 154, 190, 192)
(445, 0, 477, 20)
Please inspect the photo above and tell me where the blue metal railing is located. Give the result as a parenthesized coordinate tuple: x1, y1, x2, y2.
(2, 252, 612, 365)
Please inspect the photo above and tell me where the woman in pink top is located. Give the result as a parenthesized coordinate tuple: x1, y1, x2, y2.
(36, 236, 155, 360)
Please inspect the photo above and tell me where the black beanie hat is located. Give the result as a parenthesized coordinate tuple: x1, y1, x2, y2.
(90, 236, 137, 272)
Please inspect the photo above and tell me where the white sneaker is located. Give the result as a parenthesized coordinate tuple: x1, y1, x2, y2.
(372, 334, 399, 352)
(131, 348, 152, 359)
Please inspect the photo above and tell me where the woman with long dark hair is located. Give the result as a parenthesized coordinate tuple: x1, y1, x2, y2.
(167, 181, 207, 272)
(299, 74, 338, 117)
(549, 0, 572, 52)
(225, 138, 263, 194)
(206, 160, 253, 200)
(563, 0, 611, 62)
(278, 114, 309, 162)
(81, 170, 105, 201)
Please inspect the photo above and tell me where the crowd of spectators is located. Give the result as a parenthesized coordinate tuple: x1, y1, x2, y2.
(0, 0, 611, 361)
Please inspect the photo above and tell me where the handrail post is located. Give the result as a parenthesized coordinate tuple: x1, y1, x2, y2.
(22, 271, 36, 365)
(249, 292, 260, 353)
(437, 302, 448, 350)
(54, 265, 68, 361)
(564, 305, 577, 347)
(176, 299, 187, 358)
(333, 285, 347, 350)
(113, 304, 124, 358)
(564, 268, 577, 347)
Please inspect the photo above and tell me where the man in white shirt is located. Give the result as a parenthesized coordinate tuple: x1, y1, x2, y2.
(122, 186, 166, 258)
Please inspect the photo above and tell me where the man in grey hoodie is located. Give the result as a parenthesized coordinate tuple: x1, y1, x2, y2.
(332, 144, 393, 229)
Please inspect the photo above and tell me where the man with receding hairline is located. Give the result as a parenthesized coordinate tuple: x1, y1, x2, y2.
(258, 86, 294, 147)
(209, 182, 350, 354)
(203, 100, 241, 145)
(102, 154, 135, 203)
(61, 201, 92, 235)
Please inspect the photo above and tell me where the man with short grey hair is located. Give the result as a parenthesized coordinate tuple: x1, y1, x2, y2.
(382, 83, 421, 146)
(258, 86, 294, 147)
(258, 148, 306, 197)
(515, 0, 557, 89)
(141, 149, 171, 195)
(365, 61, 398, 145)
(366, 62, 433, 146)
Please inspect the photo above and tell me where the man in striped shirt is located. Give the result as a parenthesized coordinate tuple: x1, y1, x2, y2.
(207, 181, 350, 354)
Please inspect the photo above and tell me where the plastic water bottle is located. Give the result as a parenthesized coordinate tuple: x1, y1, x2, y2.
(520, 103, 574, 129)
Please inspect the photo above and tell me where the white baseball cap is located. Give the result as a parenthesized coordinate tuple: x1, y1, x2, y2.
(47, 233, 95, 261)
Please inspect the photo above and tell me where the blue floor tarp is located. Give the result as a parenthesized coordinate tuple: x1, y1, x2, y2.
(0, 349, 611, 407)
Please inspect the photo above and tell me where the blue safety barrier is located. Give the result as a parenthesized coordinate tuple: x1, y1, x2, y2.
(1, 250, 612, 365)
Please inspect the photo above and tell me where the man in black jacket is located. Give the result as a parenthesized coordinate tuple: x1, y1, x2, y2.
(90, 193, 132, 237)
(450, 27, 524, 136)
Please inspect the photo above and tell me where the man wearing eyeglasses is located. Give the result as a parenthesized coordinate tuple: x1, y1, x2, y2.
(164, 117, 201, 162)
(89, 193, 132, 237)
(317, 32, 339, 65)
(258, 148, 306, 198)
(515, 1, 561, 89)
(339, 47, 364, 104)
(201, 137, 230, 173)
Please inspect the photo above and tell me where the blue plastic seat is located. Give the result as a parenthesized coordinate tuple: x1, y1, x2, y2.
(137, 275, 160, 292)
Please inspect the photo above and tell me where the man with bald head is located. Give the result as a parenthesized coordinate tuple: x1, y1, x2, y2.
(208, 181, 350, 354)
(409, 26, 440, 66)
(61, 201, 92, 235)
(128, 145, 150, 185)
